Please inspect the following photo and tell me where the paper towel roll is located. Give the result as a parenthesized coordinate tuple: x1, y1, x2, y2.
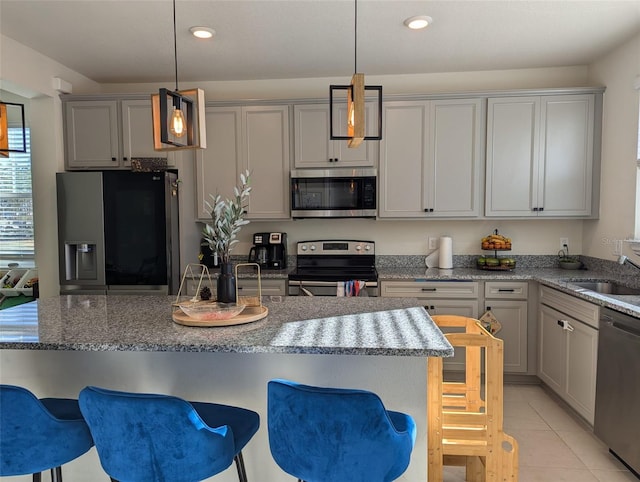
(438, 236, 453, 269)
(425, 249, 440, 268)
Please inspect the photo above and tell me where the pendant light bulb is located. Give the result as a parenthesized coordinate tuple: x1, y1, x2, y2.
(348, 103, 355, 130)
(0, 106, 5, 141)
(170, 106, 186, 137)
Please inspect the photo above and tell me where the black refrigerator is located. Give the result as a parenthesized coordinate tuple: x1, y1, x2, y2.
(56, 171, 180, 295)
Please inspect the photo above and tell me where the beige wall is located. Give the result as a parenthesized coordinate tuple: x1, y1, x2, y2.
(1, 35, 101, 297)
(2, 30, 635, 295)
(585, 32, 640, 260)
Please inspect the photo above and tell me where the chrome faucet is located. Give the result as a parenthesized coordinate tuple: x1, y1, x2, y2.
(618, 255, 640, 271)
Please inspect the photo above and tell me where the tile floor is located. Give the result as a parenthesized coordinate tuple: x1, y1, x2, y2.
(443, 384, 639, 482)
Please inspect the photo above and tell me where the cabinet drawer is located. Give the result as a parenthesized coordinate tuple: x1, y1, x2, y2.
(485, 281, 528, 299)
(381, 281, 478, 299)
(185, 278, 287, 297)
(238, 279, 287, 297)
(540, 285, 599, 329)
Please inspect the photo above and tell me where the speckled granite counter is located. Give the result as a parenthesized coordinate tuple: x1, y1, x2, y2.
(0, 296, 454, 357)
(377, 267, 640, 318)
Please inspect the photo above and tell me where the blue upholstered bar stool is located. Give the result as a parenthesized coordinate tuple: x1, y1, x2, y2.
(0, 384, 94, 482)
(267, 379, 417, 482)
(79, 386, 260, 482)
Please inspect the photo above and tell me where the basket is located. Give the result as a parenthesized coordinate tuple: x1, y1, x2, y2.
(130, 157, 168, 172)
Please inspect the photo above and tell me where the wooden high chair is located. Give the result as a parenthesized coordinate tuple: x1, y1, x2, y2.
(427, 315, 518, 482)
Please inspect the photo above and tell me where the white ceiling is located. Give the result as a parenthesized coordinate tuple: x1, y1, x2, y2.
(1, 0, 640, 85)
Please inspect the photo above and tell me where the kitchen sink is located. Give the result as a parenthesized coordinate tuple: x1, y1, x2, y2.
(570, 281, 640, 296)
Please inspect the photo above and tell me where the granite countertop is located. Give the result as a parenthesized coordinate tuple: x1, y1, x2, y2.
(377, 267, 640, 318)
(0, 296, 454, 357)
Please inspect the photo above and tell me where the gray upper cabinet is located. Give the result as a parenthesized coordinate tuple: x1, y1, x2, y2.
(486, 94, 596, 217)
(64, 98, 174, 170)
(195, 107, 243, 220)
(379, 98, 483, 218)
(241, 105, 291, 219)
(65, 100, 120, 168)
(196, 105, 290, 220)
(293, 103, 378, 168)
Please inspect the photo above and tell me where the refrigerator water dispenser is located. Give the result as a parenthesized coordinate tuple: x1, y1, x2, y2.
(65, 243, 97, 281)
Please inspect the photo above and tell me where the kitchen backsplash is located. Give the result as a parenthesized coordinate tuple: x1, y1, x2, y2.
(375, 254, 561, 269)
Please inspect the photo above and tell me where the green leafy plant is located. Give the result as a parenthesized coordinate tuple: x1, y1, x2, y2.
(201, 170, 251, 265)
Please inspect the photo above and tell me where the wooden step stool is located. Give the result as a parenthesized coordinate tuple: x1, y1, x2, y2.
(428, 315, 518, 482)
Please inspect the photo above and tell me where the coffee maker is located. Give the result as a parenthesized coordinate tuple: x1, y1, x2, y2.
(248, 232, 287, 269)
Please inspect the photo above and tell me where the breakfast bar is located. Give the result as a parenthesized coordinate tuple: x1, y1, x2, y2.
(0, 296, 452, 482)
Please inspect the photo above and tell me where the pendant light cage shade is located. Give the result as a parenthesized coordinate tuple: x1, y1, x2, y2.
(152, 88, 206, 150)
(152, 0, 206, 151)
(0, 102, 27, 156)
(329, 81, 382, 145)
(329, 0, 383, 147)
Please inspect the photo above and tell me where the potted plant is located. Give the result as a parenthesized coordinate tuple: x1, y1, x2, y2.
(558, 247, 582, 270)
(201, 170, 251, 302)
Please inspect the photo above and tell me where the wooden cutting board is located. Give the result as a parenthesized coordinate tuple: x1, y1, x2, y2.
(172, 305, 268, 327)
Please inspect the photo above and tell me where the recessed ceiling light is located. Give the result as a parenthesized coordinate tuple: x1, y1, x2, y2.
(403, 15, 432, 30)
(189, 26, 215, 39)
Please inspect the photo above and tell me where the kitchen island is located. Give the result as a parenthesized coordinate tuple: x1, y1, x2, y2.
(0, 296, 451, 482)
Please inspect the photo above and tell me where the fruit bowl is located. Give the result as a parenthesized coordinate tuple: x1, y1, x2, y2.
(477, 256, 516, 271)
(176, 301, 245, 321)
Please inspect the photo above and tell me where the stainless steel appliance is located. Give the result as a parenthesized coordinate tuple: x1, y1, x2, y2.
(248, 232, 287, 269)
(56, 171, 180, 295)
(594, 307, 640, 475)
(288, 240, 378, 296)
(290, 168, 377, 218)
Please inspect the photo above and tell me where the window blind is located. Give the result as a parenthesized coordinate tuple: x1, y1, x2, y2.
(0, 127, 33, 259)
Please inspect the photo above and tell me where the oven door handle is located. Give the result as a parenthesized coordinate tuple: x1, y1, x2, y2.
(288, 280, 378, 288)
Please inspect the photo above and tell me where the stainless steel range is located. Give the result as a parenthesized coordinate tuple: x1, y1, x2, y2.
(288, 240, 378, 296)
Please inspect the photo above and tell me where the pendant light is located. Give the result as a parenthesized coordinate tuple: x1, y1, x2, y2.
(329, 0, 382, 148)
(152, 0, 206, 151)
(0, 101, 27, 158)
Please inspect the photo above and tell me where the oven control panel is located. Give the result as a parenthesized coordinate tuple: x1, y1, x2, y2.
(296, 240, 375, 255)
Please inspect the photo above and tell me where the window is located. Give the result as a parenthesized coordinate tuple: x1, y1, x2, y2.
(0, 127, 33, 260)
(636, 95, 640, 240)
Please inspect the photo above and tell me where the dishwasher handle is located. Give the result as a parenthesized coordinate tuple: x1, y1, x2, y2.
(602, 320, 640, 339)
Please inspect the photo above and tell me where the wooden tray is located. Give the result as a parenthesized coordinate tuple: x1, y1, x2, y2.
(172, 305, 268, 327)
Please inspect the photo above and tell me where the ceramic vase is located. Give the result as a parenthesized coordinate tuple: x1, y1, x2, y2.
(217, 263, 236, 303)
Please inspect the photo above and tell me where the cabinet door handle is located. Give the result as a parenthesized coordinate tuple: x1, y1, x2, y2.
(498, 288, 515, 292)
(557, 319, 574, 331)
(111, 157, 117, 162)
(421, 287, 437, 292)
(539, 207, 544, 211)
(123, 157, 128, 161)
(532, 207, 539, 212)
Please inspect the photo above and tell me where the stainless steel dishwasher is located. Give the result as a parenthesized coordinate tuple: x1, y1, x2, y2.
(594, 307, 640, 475)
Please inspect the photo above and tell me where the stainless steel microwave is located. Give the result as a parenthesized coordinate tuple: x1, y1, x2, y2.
(290, 168, 377, 218)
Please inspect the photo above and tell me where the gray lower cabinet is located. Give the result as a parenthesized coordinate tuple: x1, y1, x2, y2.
(380, 280, 479, 371)
(381, 280, 530, 374)
(185, 278, 287, 298)
(538, 285, 599, 424)
(484, 281, 529, 373)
